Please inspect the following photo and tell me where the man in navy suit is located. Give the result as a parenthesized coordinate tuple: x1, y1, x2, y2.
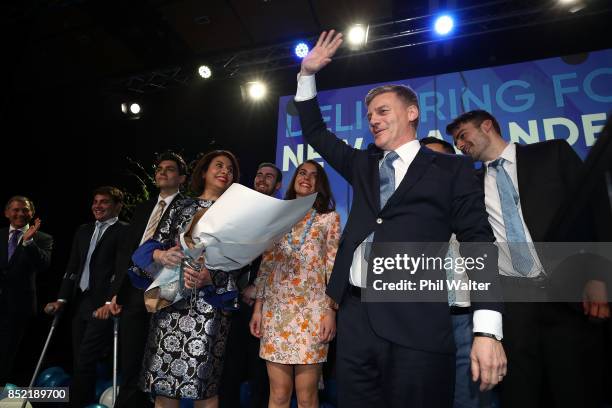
(45, 186, 129, 407)
(0, 196, 52, 385)
(293, 31, 506, 408)
(447, 109, 609, 407)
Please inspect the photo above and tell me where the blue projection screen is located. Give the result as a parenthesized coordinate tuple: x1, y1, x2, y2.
(276, 49, 612, 226)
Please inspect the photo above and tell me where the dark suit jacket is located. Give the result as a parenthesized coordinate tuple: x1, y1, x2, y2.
(296, 97, 501, 353)
(511, 141, 603, 298)
(0, 228, 53, 316)
(111, 194, 184, 305)
(58, 220, 130, 311)
(514, 140, 583, 242)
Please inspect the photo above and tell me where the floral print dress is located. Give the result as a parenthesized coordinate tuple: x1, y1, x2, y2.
(255, 210, 341, 364)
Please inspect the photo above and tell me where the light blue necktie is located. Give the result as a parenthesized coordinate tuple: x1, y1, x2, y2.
(489, 158, 534, 276)
(365, 151, 399, 260)
(79, 221, 107, 291)
(379, 151, 399, 209)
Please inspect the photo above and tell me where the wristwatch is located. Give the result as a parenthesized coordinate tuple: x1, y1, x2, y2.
(474, 332, 502, 341)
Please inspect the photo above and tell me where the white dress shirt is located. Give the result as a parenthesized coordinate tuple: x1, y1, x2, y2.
(295, 74, 502, 338)
(484, 143, 545, 278)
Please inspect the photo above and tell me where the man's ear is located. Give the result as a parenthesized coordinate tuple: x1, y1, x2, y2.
(407, 105, 419, 124)
(274, 182, 282, 192)
(480, 119, 493, 134)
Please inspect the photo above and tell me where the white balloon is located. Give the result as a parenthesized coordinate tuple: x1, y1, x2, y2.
(0, 397, 33, 407)
(99, 385, 119, 407)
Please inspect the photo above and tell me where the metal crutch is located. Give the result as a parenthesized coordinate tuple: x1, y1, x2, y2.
(20, 310, 63, 408)
(112, 315, 119, 407)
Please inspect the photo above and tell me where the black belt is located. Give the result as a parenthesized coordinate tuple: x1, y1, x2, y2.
(348, 284, 362, 298)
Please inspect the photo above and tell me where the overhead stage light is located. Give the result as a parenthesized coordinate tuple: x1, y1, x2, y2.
(245, 81, 267, 101)
(294, 42, 309, 59)
(121, 102, 142, 119)
(434, 15, 454, 35)
(198, 65, 212, 79)
(129, 103, 141, 114)
(347, 24, 368, 50)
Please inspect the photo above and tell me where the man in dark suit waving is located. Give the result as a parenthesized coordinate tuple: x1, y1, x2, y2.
(294, 31, 506, 408)
(107, 151, 187, 408)
(45, 186, 129, 407)
(0, 196, 53, 385)
(447, 110, 609, 407)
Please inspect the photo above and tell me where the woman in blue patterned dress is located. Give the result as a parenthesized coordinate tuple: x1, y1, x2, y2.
(139, 150, 240, 408)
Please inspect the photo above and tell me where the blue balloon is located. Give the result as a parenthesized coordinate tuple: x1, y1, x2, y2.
(1, 383, 18, 399)
(84, 404, 107, 408)
(290, 395, 298, 408)
(320, 403, 336, 408)
(36, 366, 65, 386)
(45, 372, 71, 387)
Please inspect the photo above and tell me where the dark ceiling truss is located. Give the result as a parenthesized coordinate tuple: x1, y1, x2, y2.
(108, 0, 610, 95)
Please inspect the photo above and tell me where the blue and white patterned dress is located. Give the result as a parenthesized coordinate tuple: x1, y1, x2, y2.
(140, 198, 233, 400)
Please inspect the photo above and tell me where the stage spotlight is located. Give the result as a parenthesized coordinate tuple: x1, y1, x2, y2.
(129, 103, 141, 114)
(246, 81, 267, 101)
(434, 15, 454, 35)
(294, 42, 309, 59)
(198, 65, 212, 79)
(121, 102, 142, 119)
(347, 24, 368, 49)
(558, 0, 585, 12)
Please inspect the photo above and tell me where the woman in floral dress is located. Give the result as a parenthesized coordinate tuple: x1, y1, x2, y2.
(140, 150, 240, 408)
(250, 160, 341, 408)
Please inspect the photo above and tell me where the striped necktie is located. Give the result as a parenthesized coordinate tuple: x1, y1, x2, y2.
(142, 200, 167, 242)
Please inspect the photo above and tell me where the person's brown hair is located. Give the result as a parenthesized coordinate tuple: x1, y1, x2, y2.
(284, 160, 335, 213)
(190, 150, 240, 195)
(92, 186, 124, 204)
(445, 110, 502, 137)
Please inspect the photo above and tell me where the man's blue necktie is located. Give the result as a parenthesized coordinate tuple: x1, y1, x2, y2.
(379, 151, 399, 209)
(8, 230, 22, 261)
(79, 221, 107, 291)
(489, 158, 534, 276)
(365, 151, 399, 261)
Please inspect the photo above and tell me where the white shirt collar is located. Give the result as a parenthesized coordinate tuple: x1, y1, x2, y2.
(9, 224, 29, 234)
(485, 143, 515, 170)
(158, 191, 179, 207)
(97, 216, 119, 227)
(384, 139, 421, 164)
